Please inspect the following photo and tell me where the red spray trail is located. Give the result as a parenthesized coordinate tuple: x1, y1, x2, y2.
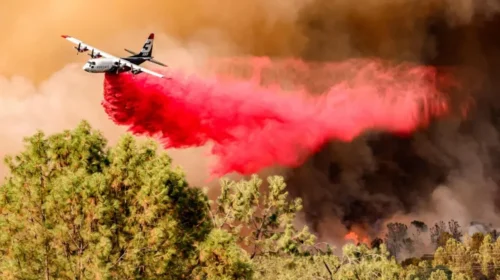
(102, 58, 457, 177)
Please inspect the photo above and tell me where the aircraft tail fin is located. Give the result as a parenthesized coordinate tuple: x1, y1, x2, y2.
(123, 33, 167, 67)
(129, 33, 154, 58)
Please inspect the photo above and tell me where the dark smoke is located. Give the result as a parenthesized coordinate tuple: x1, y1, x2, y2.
(202, 4, 500, 242)
(281, 13, 500, 241)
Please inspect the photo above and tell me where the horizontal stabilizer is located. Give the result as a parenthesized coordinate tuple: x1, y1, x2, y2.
(149, 58, 167, 67)
(124, 48, 139, 56)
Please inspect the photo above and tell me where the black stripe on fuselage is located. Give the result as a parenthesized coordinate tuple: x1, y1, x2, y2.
(122, 57, 148, 65)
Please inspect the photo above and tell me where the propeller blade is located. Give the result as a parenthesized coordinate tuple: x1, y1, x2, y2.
(116, 60, 121, 74)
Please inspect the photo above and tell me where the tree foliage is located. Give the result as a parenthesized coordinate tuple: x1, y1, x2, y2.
(210, 175, 316, 257)
(0, 121, 500, 279)
(385, 222, 414, 259)
(0, 121, 220, 279)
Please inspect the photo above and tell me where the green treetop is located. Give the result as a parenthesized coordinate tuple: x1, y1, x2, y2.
(0, 121, 249, 279)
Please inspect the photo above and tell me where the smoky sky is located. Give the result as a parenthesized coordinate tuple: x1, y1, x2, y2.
(2, 0, 500, 243)
(208, 1, 500, 241)
(3, 0, 498, 81)
(284, 11, 500, 241)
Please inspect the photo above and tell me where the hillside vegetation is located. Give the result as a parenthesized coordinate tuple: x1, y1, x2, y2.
(0, 121, 499, 279)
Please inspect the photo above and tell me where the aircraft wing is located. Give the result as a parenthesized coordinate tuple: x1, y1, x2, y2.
(119, 60, 166, 79)
(61, 35, 165, 79)
(61, 35, 114, 58)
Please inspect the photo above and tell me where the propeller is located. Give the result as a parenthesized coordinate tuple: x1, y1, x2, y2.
(114, 60, 122, 74)
(88, 49, 100, 58)
(75, 43, 89, 54)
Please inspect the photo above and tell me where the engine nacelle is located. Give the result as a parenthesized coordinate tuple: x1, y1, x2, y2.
(87, 49, 102, 58)
(75, 46, 88, 52)
(131, 68, 142, 75)
(74, 43, 88, 53)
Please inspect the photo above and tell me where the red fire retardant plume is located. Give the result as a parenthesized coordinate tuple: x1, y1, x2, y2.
(102, 58, 455, 177)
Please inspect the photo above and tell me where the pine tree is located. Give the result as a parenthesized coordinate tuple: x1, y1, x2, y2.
(211, 175, 316, 258)
(0, 121, 224, 279)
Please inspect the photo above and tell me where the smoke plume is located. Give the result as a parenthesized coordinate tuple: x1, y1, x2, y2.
(3, 0, 500, 249)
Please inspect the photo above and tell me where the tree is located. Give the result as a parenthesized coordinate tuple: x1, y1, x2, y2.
(448, 220, 463, 242)
(478, 234, 496, 278)
(370, 237, 383, 249)
(437, 232, 454, 249)
(433, 238, 474, 278)
(332, 243, 403, 279)
(0, 121, 248, 279)
(401, 257, 421, 267)
(384, 222, 414, 259)
(409, 220, 428, 257)
(468, 232, 485, 252)
(194, 229, 253, 279)
(410, 220, 428, 233)
(252, 243, 405, 280)
(429, 269, 449, 280)
(489, 229, 499, 241)
(451, 272, 472, 280)
(210, 175, 316, 258)
(252, 253, 340, 280)
(4, 121, 500, 279)
(492, 235, 500, 274)
(430, 221, 448, 248)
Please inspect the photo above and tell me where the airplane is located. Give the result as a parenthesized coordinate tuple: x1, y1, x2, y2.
(61, 33, 167, 79)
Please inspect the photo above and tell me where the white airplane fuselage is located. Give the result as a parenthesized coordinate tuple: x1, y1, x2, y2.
(83, 58, 117, 73)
